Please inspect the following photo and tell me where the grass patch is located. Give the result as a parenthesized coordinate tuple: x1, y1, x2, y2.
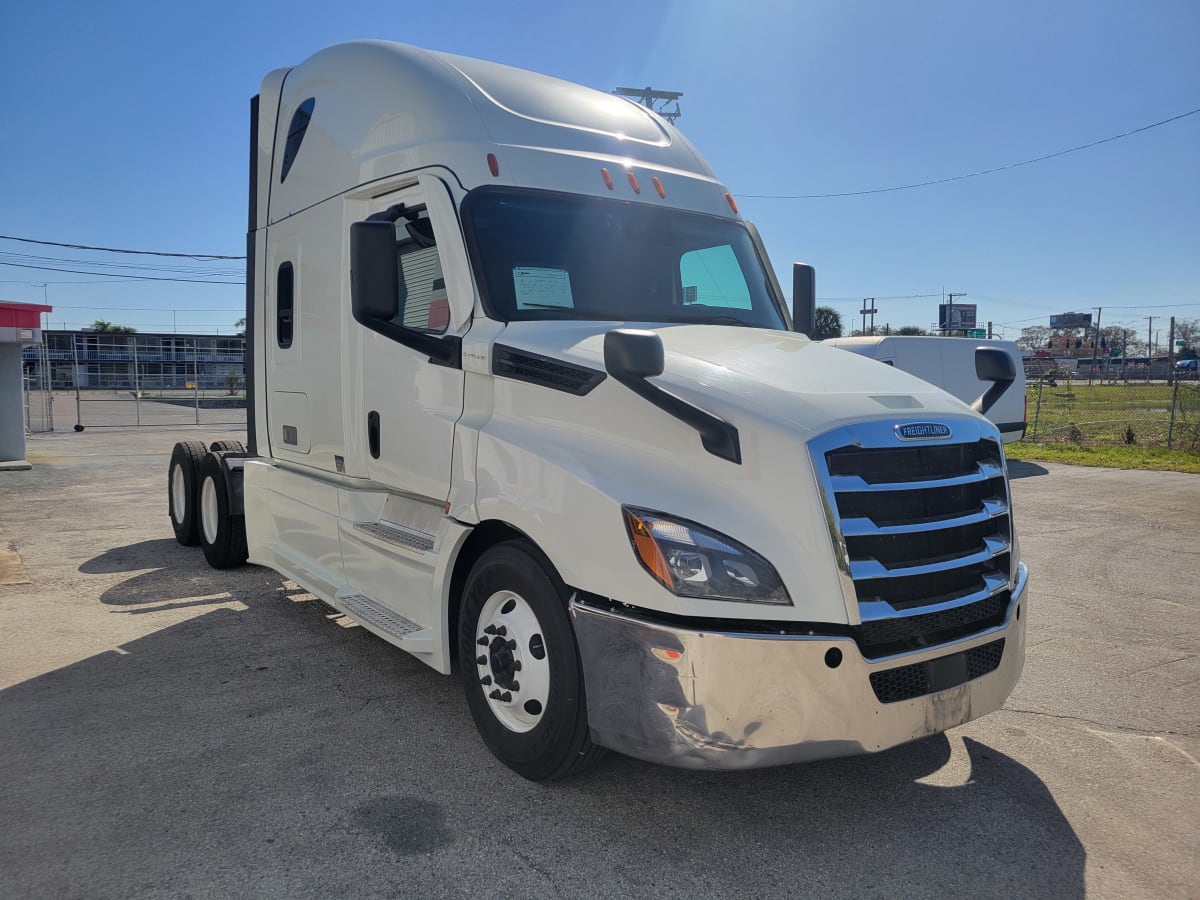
(1006, 440, 1200, 474)
(1027, 380, 1200, 449)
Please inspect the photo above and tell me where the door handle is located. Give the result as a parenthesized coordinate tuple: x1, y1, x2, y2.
(368, 411, 380, 459)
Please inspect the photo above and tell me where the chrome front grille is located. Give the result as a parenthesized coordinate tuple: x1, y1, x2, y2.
(811, 420, 1015, 660)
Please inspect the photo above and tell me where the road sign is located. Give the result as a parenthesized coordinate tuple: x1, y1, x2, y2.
(966, 329, 987, 339)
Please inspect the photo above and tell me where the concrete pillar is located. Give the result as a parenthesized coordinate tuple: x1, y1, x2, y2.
(0, 343, 30, 469)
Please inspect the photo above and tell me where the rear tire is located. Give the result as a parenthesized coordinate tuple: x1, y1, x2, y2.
(198, 453, 248, 569)
(458, 540, 604, 781)
(209, 440, 246, 454)
(168, 441, 208, 546)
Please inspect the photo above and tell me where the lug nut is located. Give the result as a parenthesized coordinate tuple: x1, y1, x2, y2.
(510, 681, 519, 692)
(512, 661, 522, 672)
(480, 675, 492, 686)
(489, 689, 501, 700)
(506, 639, 517, 650)
(477, 637, 489, 646)
(500, 692, 512, 702)
(476, 655, 487, 665)
(495, 625, 507, 636)
(484, 625, 496, 635)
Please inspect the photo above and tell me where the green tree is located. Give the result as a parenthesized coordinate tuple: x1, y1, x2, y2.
(896, 325, 928, 336)
(92, 319, 136, 334)
(234, 317, 246, 331)
(812, 305, 843, 340)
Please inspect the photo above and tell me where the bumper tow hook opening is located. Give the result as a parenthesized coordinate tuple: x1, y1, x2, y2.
(824, 647, 843, 669)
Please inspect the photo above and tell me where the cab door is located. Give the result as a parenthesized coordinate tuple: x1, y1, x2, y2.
(355, 176, 469, 501)
(338, 174, 472, 630)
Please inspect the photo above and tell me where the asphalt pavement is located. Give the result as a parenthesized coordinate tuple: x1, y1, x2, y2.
(0, 428, 1196, 899)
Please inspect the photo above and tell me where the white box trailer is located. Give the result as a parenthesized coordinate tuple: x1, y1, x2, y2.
(824, 336, 1028, 443)
(167, 41, 1028, 780)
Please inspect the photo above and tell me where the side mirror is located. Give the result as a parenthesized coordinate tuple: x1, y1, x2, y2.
(972, 346, 1016, 415)
(792, 263, 815, 335)
(350, 220, 399, 324)
(603, 328, 741, 463)
(604, 329, 664, 379)
(976, 346, 1016, 383)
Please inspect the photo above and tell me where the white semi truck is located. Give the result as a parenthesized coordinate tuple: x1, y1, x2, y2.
(167, 41, 1028, 780)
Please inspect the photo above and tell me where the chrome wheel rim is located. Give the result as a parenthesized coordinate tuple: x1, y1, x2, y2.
(474, 590, 550, 733)
(200, 475, 219, 545)
(170, 464, 186, 524)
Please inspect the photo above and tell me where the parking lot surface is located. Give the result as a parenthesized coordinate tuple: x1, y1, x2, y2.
(1, 428, 1197, 899)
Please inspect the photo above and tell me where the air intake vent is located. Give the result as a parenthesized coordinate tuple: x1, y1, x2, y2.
(493, 345, 606, 396)
(869, 639, 1006, 703)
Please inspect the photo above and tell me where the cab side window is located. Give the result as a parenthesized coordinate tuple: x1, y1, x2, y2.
(393, 215, 449, 334)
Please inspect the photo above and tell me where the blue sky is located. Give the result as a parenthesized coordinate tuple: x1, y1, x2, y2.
(1, 0, 1196, 343)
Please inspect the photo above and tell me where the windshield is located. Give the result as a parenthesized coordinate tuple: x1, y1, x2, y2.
(463, 187, 788, 328)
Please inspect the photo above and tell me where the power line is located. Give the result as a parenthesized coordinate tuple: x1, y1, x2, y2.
(0, 251, 242, 277)
(738, 107, 1200, 199)
(0, 234, 244, 260)
(0, 261, 244, 285)
(42, 305, 243, 312)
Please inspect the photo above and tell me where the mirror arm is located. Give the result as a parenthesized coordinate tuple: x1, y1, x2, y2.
(972, 378, 1013, 416)
(358, 316, 462, 368)
(611, 371, 741, 464)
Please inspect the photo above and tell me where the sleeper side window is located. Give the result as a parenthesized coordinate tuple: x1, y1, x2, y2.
(393, 214, 449, 334)
(277, 262, 294, 348)
(280, 98, 315, 183)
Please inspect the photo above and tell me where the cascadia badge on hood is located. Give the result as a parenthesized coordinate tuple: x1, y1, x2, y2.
(895, 422, 953, 441)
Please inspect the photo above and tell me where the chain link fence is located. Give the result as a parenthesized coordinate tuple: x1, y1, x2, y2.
(22, 333, 246, 430)
(1026, 369, 1200, 451)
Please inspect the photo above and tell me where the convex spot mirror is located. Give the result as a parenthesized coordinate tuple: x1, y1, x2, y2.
(604, 329, 664, 380)
(975, 346, 1016, 383)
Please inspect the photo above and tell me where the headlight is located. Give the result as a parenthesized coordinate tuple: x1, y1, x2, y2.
(622, 506, 791, 605)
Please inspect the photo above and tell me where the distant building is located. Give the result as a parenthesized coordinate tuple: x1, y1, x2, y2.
(21, 330, 245, 391)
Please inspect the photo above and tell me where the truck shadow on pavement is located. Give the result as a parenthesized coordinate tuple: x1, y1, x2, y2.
(3, 547, 1085, 899)
(1006, 459, 1049, 479)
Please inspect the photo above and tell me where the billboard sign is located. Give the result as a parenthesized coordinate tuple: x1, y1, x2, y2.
(939, 303, 977, 330)
(1050, 312, 1092, 329)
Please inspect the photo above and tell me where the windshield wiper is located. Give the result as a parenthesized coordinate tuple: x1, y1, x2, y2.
(683, 315, 753, 326)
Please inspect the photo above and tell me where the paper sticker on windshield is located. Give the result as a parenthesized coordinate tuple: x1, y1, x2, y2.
(513, 267, 574, 310)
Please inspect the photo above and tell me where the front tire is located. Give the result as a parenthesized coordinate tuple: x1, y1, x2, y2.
(458, 541, 604, 781)
(198, 452, 248, 569)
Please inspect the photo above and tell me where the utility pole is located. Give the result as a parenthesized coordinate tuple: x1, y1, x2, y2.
(860, 298, 877, 335)
(612, 86, 683, 123)
(1168, 316, 1176, 381)
(1147, 317, 1154, 364)
(1088, 307, 1102, 382)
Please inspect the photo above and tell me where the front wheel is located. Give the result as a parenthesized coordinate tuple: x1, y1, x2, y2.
(458, 541, 604, 781)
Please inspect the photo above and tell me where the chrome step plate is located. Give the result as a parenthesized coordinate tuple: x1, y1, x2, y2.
(338, 593, 425, 638)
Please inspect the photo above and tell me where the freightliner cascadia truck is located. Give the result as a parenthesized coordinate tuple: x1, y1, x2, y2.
(167, 41, 1029, 781)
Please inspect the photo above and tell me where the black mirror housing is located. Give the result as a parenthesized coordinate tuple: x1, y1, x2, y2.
(973, 346, 1016, 416)
(350, 220, 400, 324)
(976, 346, 1016, 383)
(792, 263, 815, 335)
(604, 329, 665, 379)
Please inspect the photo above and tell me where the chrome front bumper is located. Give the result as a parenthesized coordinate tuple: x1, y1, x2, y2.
(571, 564, 1028, 770)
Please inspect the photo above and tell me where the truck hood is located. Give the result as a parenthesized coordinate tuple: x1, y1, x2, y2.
(497, 321, 977, 433)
